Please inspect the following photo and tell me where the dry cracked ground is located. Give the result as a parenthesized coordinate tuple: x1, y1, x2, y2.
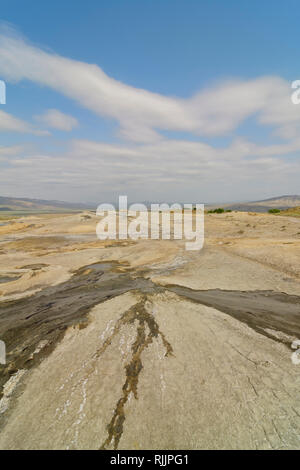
(0, 210, 300, 450)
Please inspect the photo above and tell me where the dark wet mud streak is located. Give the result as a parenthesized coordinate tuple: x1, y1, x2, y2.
(0, 276, 21, 284)
(0, 263, 162, 395)
(18, 264, 49, 270)
(167, 286, 300, 345)
(97, 298, 173, 450)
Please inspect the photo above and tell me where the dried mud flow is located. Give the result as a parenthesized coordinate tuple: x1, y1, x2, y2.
(96, 299, 173, 450)
(0, 263, 162, 395)
(0, 260, 300, 403)
(167, 286, 300, 346)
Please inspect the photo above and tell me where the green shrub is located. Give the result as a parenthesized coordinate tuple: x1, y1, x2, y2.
(268, 208, 281, 214)
(207, 208, 225, 214)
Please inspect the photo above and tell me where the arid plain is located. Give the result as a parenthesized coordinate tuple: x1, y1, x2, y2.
(0, 210, 300, 450)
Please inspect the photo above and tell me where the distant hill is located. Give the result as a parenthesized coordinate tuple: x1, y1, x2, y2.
(247, 195, 300, 208)
(207, 195, 300, 213)
(0, 196, 94, 212)
(2, 194, 300, 214)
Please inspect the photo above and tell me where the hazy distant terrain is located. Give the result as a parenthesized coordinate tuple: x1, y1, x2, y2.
(0, 196, 93, 213)
(1, 195, 300, 215)
(208, 195, 300, 212)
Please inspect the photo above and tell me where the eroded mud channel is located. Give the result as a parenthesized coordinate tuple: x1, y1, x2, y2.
(0, 260, 300, 447)
(0, 262, 161, 394)
(0, 276, 20, 284)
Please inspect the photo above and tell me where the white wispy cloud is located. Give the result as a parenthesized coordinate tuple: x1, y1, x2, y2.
(0, 110, 49, 135)
(0, 144, 24, 156)
(0, 30, 299, 143)
(35, 109, 78, 131)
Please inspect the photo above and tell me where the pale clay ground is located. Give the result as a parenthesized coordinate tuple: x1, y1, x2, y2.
(0, 211, 300, 449)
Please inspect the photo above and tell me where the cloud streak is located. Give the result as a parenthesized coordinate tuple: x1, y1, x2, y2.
(0, 110, 49, 135)
(0, 30, 299, 143)
(35, 109, 78, 131)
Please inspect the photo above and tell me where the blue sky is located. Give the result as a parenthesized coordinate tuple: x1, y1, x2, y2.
(0, 1, 300, 203)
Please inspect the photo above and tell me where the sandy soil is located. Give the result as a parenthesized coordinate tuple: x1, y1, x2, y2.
(0, 210, 299, 449)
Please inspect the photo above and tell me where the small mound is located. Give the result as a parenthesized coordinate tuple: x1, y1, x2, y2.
(279, 206, 300, 217)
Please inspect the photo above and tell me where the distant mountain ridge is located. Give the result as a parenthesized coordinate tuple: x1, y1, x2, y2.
(207, 195, 300, 213)
(0, 196, 94, 212)
(251, 195, 300, 206)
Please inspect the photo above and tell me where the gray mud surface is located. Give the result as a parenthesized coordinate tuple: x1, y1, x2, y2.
(0, 261, 299, 399)
(168, 285, 300, 345)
